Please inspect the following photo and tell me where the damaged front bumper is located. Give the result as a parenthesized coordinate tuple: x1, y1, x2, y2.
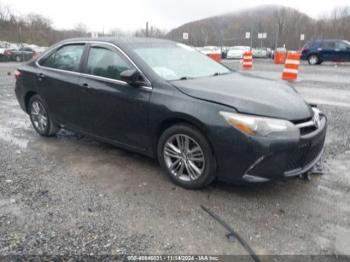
(241, 114, 327, 183)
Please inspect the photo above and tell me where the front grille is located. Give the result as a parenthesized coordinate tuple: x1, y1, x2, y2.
(291, 117, 318, 136)
(300, 125, 317, 135)
(291, 117, 312, 125)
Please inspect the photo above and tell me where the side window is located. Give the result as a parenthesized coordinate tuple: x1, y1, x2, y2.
(86, 46, 132, 81)
(321, 41, 335, 49)
(335, 41, 347, 50)
(310, 41, 320, 48)
(41, 44, 85, 72)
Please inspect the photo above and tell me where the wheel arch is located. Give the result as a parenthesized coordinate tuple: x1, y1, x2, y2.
(24, 91, 38, 113)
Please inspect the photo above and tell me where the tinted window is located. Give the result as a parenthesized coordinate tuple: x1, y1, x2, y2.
(321, 41, 335, 49)
(41, 44, 85, 72)
(308, 41, 322, 48)
(86, 47, 131, 80)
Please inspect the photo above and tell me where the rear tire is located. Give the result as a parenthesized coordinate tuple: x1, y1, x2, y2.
(308, 55, 321, 65)
(157, 124, 216, 189)
(28, 95, 59, 136)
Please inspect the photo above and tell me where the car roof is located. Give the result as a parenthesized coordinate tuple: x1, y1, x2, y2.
(57, 37, 174, 47)
(312, 39, 345, 42)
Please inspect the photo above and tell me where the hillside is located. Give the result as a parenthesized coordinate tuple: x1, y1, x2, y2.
(167, 5, 350, 49)
(0, 8, 88, 47)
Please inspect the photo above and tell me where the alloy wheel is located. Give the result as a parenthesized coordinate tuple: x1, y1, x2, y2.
(163, 134, 205, 182)
(30, 100, 48, 133)
(308, 55, 318, 65)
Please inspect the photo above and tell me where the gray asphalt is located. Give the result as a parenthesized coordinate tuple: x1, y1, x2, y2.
(0, 60, 349, 257)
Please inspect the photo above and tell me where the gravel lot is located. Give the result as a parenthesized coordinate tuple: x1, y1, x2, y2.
(0, 60, 349, 258)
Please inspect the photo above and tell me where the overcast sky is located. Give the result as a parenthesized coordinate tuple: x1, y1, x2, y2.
(1, 0, 349, 32)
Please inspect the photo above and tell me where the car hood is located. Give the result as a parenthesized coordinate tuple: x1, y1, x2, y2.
(172, 72, 313, 121)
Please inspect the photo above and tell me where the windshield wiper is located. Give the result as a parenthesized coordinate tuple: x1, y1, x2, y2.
(212, 71, 231, 77)
(177, 76, 190, 80)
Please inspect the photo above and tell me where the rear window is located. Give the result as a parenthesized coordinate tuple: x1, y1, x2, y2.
(303, 42, 312, 49)
(303, 41, 321, 49)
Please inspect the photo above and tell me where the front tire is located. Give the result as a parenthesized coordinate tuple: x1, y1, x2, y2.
(157, 124, 216, 189)
(29, 95, 59, 136)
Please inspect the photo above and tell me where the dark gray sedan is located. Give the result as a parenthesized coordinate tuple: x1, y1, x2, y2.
(15, 38, 327, 189)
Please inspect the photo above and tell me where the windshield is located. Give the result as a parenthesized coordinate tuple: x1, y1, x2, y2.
(133, 43, 230, 81)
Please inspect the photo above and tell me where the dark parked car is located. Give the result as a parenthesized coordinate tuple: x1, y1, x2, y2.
(301, 39, 350, 65)
(8, 47, 36, 62)
(15, 38, 327, 189)
(2, 49, 19, 61)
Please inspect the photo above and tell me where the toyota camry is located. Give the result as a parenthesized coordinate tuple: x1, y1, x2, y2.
(15, 38, 327, 189)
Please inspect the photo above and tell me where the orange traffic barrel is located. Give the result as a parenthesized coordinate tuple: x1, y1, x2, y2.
(274, 50, 287, 64)
(207, 52, 221, 63)
(242, 52, 253, 69)
(282, 52, 301, 81)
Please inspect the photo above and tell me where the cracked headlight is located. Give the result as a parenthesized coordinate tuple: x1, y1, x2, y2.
(220, 111, 299, 137)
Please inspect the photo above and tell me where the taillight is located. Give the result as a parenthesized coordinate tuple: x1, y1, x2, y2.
(32, 52, 37, 59)
(15, 70, 21, 80)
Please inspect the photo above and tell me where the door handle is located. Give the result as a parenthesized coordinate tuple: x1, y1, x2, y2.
(37, 73, 45, 81)
(81, 83, 92, 92)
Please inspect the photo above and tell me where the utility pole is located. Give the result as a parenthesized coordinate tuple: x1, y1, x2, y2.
(250, 24, 253, 50)
(275, 24, 279, 50)
(18, 26, 24, 61)
(145, 22, 149, 37)
(18, 26, 22, 48)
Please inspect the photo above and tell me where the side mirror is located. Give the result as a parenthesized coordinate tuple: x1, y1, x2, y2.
(120, 69, 143, 86)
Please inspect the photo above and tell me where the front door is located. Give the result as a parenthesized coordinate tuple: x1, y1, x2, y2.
(335, 41, 350, 61)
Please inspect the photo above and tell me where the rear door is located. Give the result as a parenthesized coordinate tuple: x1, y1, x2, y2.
(78, 43, 151, 150)
(36, 43, 86, 128)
